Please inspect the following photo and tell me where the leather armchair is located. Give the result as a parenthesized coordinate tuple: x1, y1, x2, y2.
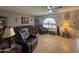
(14, 26, 38, 53)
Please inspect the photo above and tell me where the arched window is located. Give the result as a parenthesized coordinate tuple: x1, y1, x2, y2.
(43, 18, 56, 29)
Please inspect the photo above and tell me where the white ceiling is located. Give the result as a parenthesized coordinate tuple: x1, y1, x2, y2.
(0, 6, 79, 16)
(0, 6, 61, 16)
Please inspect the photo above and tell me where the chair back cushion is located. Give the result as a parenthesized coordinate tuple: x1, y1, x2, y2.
(19, 28, 29, 40)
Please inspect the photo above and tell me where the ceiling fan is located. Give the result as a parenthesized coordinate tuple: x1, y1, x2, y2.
(47, 6, 63, 12)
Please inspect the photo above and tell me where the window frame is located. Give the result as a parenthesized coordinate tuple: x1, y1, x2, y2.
(43, 18, 56, 29)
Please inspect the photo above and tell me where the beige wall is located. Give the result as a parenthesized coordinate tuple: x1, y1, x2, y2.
(59, 10, 79, 38)
(0, 9, 35, 27)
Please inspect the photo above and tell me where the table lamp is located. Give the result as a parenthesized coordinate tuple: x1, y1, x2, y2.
(3, 27, 15, 48)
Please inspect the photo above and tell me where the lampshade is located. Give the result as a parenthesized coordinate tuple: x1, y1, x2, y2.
(3, 28, 15, 38)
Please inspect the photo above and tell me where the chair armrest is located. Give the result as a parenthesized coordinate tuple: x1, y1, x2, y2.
(0, 43, 22, 53)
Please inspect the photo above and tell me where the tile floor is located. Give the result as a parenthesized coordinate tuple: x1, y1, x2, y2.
(33, 34, 79, 53)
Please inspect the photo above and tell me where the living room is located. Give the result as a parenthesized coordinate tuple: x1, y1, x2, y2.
(0, 6, 79, 53)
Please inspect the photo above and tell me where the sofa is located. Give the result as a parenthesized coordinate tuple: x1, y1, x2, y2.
(14, 26, 38, 53)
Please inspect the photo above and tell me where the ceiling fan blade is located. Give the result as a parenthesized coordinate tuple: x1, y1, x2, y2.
(51, 6, 63, 10)
(47, 6, 63, 12)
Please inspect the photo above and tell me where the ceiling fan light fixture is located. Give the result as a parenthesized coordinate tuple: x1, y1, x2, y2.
(48, 9, 52, 12)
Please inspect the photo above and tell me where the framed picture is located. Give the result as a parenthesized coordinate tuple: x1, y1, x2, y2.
(21, 17, 29, 24)
(64, 13, 70, 20)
